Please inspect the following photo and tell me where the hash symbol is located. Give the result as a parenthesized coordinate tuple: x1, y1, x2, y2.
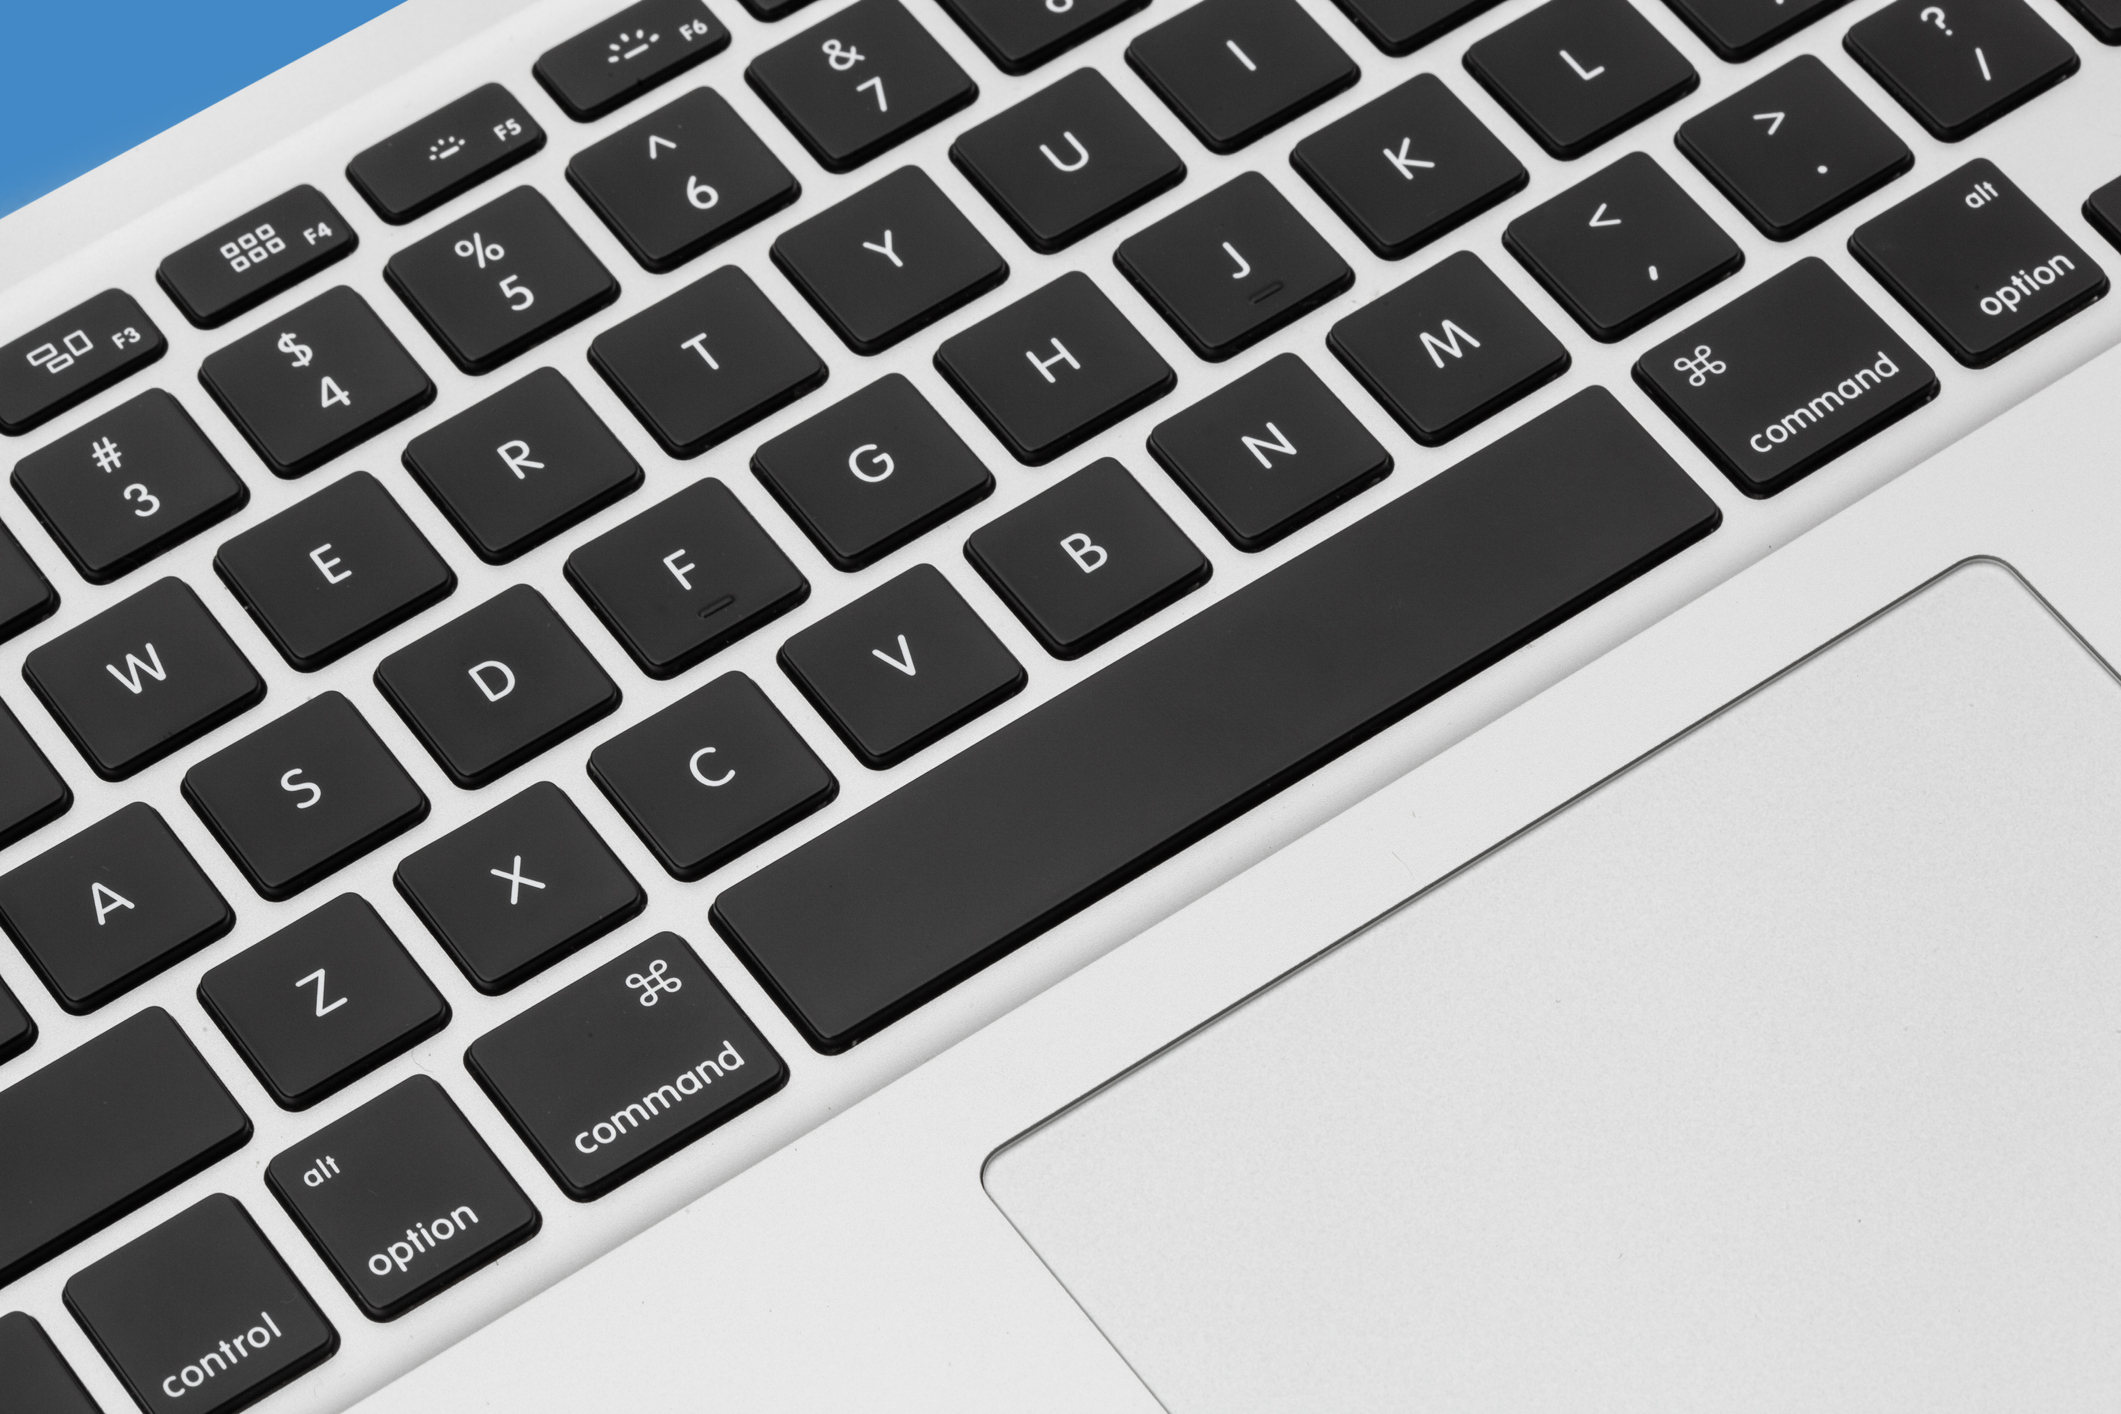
(1674, 344, 1726, 387)
(91, 437, 122, 473)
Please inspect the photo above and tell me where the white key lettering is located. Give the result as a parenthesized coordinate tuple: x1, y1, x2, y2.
(468, 660, 516, 702)
(92, 882, 134, 926)
(489, 855, 546, 904)
(848, 443, 894, 482)
(681, 332, 719, 369)
(496, 439, 544, 480)
(663, 549, 696, 590)
(862, 230, 903, 268)
(872, 634, 916, 676)
(280, 768, 322, 809)
(297, 969, 348, 1017)
(309, 544, 352, 584)
(1060, 532, 1107, 573)
(105, 643, 166, 694)
(1241, 421, 1296, 468)
(1383, 138, 1436, 180)
(1041, 132, 1090, 172)
(1420, 319, 1481, 368)
(1026, 338, 1080, 383)
(689, 746, 735, 787)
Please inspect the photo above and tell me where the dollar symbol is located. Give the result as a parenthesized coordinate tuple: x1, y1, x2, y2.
(277, 332, 313, 368)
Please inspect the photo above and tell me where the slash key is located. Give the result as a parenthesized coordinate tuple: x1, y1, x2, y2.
(1635, 257, 1938, 497)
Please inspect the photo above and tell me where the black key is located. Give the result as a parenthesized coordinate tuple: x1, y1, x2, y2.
(266, 1076, 540, 1319)
(0, 515, 58, 643)
(1115, 172, 1353, 362)
(752, 373, 994, 569)
(588, 671, 837, 878)
(1851, 158, 2109, 367)
(0, 1009, 250, 1283)
(65, 1195, 334, 1411)
(566, 479, 808, 679)
(13, 389, 248, 584)
(747, 0, 978, 172)
(1464, 0, 1697, 160)
(215, 471, 455, 673)
(567, 87, 799, 273)
(183, 692, 429, 901)
(773, 168, 1009, 356)
(385, 188, 620, 376)
(2091, 175, 2121, 250)
(1505, 151, 1744, 342)
(0, 292, 165, 438)
(1328, 249, 1570, 445)
(589, 266, 827, 458)
(0, 697, 70, 853)
(715, 388, 1719, 1050)
(1657, 0, 1848, 60)
(199, 286, 436, 477)
(1290, 74, 1527, 261)
(199, 895, 449, 1110)
(1146, 352, 1392, 549)
(1845, 0, 2077, 142)
(1328, 0, 1503, 53)
(23, 578, 264, 781)
(0, 972, 34, 1067)
(1676, 55, 1912, 241)
(401, 367, 642, 563)
(157, 186, 359, 329)
(1127, 0, 1359, 155)
(779, 562, 1026, 767)
(951, 70, 1186, 256)
(966, 457, 1209, 659)
(2061, 0, 2120, 40)
(1636, 257, 1939, 497)
(0, 805, 232, 1014)
(375, 585, 622, 788)
(346, 84, 545, 224)
(741, 0, 818, 18)
(934, 271, 1176, 465)
(534, 0, 731, 121)
(0, 1313, 98, 1414)
(467, 934, 786, 1199)
(394, 780, 645, 993)
(938, 0, 1147, 72)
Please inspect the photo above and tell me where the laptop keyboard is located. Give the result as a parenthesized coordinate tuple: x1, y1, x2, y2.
(0, 0, 2114, 1399)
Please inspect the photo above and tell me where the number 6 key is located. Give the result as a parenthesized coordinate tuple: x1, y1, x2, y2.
(386, 187, 620, 374)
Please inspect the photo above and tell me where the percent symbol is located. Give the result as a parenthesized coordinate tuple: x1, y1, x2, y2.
(454, 233, 505, 268)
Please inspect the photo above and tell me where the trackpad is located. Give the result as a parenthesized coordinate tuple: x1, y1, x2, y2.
(986, 561, 2121, 1412)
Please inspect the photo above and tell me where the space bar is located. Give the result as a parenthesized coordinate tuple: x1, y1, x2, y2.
(712, 388, 1721, 1052)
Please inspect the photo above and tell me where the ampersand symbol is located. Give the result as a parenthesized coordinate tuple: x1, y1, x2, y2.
(821, 38, 864, 69)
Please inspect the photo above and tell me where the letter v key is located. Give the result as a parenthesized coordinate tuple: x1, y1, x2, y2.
(872, 635, 916, 676)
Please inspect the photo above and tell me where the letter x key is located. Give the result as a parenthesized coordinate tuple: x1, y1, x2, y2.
(490, 855, 546, 905)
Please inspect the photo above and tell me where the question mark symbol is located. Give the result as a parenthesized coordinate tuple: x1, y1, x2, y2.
(1918, 5, 1952, 32)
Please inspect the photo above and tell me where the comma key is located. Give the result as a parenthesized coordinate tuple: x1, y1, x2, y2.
(1634, 257, 1939, 497)
(467, 934, 786, 1200)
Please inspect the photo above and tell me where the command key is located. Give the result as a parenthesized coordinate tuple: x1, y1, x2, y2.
(467, 933, 787, 1200)
(1635, 257, 1939, 497)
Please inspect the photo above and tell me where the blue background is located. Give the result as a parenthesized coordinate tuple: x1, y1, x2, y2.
(0, 1, 406, 217)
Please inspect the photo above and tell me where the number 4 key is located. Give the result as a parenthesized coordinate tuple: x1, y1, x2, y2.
(200, 286, 435, 478)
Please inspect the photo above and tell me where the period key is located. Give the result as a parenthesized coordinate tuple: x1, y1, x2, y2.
(1634, 257, 1939, 497)
(466, 934, 786, 1199)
